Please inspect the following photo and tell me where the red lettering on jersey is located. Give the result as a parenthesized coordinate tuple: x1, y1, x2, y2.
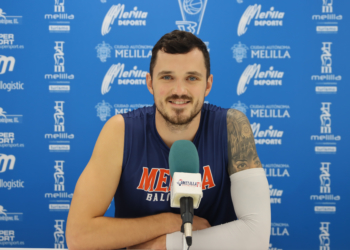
(137, 167, 158, 192)
(202, 165, 215, 190)
(154, 169, 170, 192)
(167, 175, 173, 192)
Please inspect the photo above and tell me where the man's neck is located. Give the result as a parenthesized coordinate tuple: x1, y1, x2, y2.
(155, 109, 201, 149)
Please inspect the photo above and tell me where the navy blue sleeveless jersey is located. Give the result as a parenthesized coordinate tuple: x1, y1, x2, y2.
(114, 103, 237, 226)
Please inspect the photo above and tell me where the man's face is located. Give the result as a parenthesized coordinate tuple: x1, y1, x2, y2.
(146, 48, 213, 126)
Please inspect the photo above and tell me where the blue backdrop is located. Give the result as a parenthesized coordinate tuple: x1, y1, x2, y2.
(0, 0, 349, 249)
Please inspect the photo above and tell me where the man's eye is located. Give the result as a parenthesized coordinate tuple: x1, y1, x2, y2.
(188, 76, 197, 81)
(162, 75, 172, 80)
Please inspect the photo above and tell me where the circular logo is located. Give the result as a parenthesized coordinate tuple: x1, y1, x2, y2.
(183, 0, 203, 15)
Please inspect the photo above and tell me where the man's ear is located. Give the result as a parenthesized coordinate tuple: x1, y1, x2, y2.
(146, 73, 154, 95)
(205, 74, 213, 97)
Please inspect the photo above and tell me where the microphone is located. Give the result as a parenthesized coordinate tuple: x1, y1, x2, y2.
(169, 140, 203, 248)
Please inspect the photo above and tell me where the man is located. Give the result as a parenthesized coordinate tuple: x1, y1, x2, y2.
(66, 30, 270, 250)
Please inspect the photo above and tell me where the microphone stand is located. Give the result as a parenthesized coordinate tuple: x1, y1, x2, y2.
(180, 197, 193, 250)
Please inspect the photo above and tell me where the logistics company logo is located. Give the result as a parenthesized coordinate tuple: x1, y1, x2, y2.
(250, 104, 290, 118)
(0, 55, 15, 74)
(45, 42, 73, 93)
(251, 123, 283, 145)
(0, 205, 23, 222)
(0, 81, 24, 92)
(45, 161, 72, 212)
(96, 100, 113, 121)
(238, 4, 284, 36)
(45, 0, 74, 33)
(263, 164, 290, 178)
(250, 45, 291, 59)
(271, 223, 289, 236)
(313, 43, 340, 94)
(54, 220, 65, 248)
(0, 230, 25, 246)
(269, 185, 283, 204)
(231, 101, 249, 115)
(114, 104, 152, 115)
(101, 63, 147, 95)
(138, 166, 215, 202)
(0, 107, 22, 123)
(319, 222, 330, 250)
(231, 42, 249, 63)
(0, 154, 15, 173)
(237, 64, 284, 95)
(0, 132, 25, 148)
(176, 0, 208, 35)
(311, 163, 339, 214)
(312, 103, 340, 154)
(313, 0, 341, 34)
(0, 34, 24, 49)
(0, 8, 22, 25)
(96, 41, 113, 62)
(101, 4, 148, 36)
(45, 102, 74, 152)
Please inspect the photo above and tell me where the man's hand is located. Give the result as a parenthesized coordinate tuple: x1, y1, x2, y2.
(126, 215, 210, 249)
(193, 215, 211, 231)
(127, 235, 166, 250)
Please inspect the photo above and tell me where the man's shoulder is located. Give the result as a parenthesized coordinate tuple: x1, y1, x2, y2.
(122, 105, 155, 119)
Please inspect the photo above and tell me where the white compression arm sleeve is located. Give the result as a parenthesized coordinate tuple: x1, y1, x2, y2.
(166, 168, 271, 250)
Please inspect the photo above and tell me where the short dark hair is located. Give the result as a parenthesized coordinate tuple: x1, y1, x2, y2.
(150, 30, 210, 79)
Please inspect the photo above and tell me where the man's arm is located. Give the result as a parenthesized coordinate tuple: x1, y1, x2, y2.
(166, 109, 270, 250)
(66, 115, 182, 250)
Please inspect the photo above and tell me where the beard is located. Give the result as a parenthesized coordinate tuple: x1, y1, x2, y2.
(155, 94, 203, 126)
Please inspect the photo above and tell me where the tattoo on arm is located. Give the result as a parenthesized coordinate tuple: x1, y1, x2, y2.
(227, 109, 262, 176)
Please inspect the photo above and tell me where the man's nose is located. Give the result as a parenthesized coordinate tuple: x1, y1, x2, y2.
(172, 79, 187, 96)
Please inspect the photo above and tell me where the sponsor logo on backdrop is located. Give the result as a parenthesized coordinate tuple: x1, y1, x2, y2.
(238, 4, 284, 36)
(231, 42, 249, 63)
(319, 222, 330, 250)
(0, 81, 24, 92)
(230, 101, 249, 114)
(271, 223, 289, 236)
(96, 100, 113, 121)
(313, 42, 340, 94)
(263, 164, 290, 177)
(311, 162, 339, 214)
(45, 102, 74, 152)
(0, 205, 23, 221)
(114, 104, 153, 115)
(269, 185, 283, 204)
(176, 0, 208, 35)
(0, 55, 15, 74)
(46, 42, 74, 93)
(0, 8, 22, 25)
(313, 0, 342, 34)
(54, 220, 65, 248)
(114, 45, 153, 59)
(250, 104, 290, 118)
(101, 63, 147, 95)
(251, 123, 283, 145)
(269, 244, 283, 250)
(45, 161, 72, 211)
(45, 0, 74, 33)
(0, 34, 24, 49)
(0, 230, 25, 246)
(0, 132, 25, 148)
(96, 42, 113, 62)
(312, 103, 340, 154)
(0, 107, 22, 123)
(0, 154, 15, 173)
(250, 45, 291, 59)
(102, 4, 148, 36)
(237, 64, 284, 95)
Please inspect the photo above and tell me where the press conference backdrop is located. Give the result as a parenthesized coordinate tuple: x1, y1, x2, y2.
(0, 0, 349, 249)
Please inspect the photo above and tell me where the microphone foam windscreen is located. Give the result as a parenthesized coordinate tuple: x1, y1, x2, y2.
(169, 140, 199, 178)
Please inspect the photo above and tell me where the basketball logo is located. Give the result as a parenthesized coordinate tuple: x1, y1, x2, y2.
(183, 0, 203, 15)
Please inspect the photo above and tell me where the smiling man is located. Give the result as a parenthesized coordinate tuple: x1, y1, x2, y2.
(66, 30, 271, 250)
